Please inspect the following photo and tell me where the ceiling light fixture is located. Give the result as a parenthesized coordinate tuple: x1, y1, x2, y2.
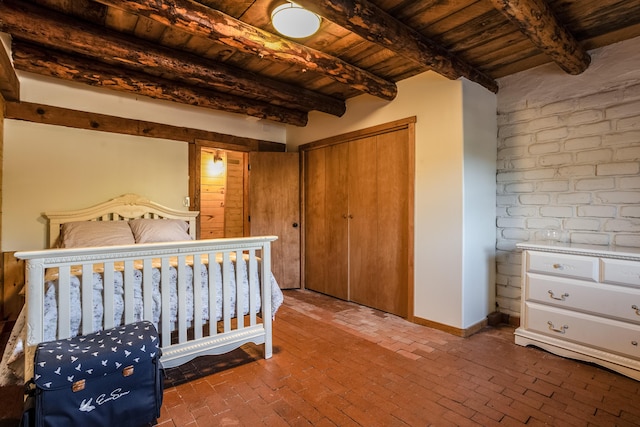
(271, 2, 321, 39)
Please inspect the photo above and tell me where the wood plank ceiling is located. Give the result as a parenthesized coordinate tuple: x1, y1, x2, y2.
(1, 0, 640, 126)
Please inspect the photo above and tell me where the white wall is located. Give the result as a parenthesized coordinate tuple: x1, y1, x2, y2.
(288, 72, 497, 329)
(462, 80, 497, 327)
(496, 36, 640, 317)
(1, 35, 287, 251)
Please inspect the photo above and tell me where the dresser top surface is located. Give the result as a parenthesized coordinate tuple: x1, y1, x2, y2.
(516, 241, 640, 259)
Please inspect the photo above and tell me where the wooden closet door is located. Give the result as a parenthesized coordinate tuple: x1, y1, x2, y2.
(347, 136, 378, 306)
(301, 117, 415, 318)
(348, 130, 409, 317)
(304, 148, 328, 294)
(304, 144, 349, 299)
(375, 129, 409, 317)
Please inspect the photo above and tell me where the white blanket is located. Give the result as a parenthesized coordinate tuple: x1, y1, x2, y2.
(0, 259, 283, 386)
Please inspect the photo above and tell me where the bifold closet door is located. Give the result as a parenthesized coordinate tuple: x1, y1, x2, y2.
(374, 129, 409, 317)
(304, 143, 349, 300)
(303, 121, 411, 318)
(348, 130, 409, 317)
(347, 136, 378, 307)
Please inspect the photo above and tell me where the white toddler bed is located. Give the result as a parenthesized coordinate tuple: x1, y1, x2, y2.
(0, 194, 283, 385)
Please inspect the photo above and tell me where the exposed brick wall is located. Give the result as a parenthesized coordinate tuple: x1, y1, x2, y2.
(495, 39, 640, 317)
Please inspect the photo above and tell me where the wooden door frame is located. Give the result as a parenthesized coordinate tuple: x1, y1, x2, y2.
(298, 116, 416, 321)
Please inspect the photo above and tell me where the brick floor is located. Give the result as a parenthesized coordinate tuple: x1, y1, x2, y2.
(2, 289, 639, 426)
(157, 289, 640, 426)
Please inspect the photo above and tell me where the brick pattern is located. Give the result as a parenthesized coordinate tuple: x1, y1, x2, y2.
(496, 81, 640, 317)
(2, 290, 639, 426)
(155, 290, 639, 426)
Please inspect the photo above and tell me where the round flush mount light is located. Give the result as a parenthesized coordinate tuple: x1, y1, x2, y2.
(271, 2, 321, 38)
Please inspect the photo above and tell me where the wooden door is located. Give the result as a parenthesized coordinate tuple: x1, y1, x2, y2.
(200, 149, 227, 238)
(300, 117, 415, 318)
(304, 143, 349, 299)
(324, 143, 349, 299)
(198, 148, 248, 239)
(348, 136, 378, 306)
(374, 129, 410, 317)
(224, 151, 248, 237)
(304, 148, 328, 295)
(249, 152, 301, 289)
(346, 130, 409, 317)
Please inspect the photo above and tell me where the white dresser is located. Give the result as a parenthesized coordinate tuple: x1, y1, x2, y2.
(515, 242, 640, 380)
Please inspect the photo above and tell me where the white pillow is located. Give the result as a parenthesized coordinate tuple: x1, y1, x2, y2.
(60, 221, 136, 248)
(128, 218, 192, 244)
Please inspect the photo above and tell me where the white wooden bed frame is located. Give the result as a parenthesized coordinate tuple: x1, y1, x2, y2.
(15, 194, 277, 380)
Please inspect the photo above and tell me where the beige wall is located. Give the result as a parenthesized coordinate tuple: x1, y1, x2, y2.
(3, 120, 189, 250)
(17, 72, 287, 144)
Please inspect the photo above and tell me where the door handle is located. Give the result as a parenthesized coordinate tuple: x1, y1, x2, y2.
(292, 222, 299, 228)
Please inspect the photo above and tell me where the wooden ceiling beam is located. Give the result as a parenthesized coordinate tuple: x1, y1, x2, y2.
(0, 37, 19, 101)
(489, 0, 590, 74)
(0, 0, 345, 117)
(92, 0, 398, 101)
(12, 41, 308, 126)
(294, 0, 499, 93)
(5, 100, 284, 149)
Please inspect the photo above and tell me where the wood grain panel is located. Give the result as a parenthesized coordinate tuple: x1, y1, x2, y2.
(33, 0, 108, 22)
(133, 15, 166, 41)
(105, 6, 139, 32)
(303, 142, 351, 298)
(249, 152, 301, 289)
(0, 40, 19, 101)
(428, 1, 496, 35)
(375, 128, 410, 317)
(348, 136, 378, 307)
(324, 144, 349, 299)
(304, 149, 328, 295)
(160, 26, 193, 49)
(301, 117, 414, 317)
(435, 10, 513, 52)
(224, 151, 246, 237)
(200, 149, 226, 239)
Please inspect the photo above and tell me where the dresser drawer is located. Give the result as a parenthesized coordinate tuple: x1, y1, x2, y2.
(526, 251, 598, 281)
(523, 302, 640, 360)
(601, 258, 640, 288)
(526, 274, 640, 324)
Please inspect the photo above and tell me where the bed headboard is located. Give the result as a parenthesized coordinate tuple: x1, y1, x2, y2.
(44, 193, 199, 248)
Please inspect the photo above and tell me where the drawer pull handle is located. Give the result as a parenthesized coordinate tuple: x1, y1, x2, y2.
(547, 321, 568, 334)
(552, 263, 564, 270)
(633, 305, 640, 316)
(632, 341, 638, 347)
(548, 290, 569, 301)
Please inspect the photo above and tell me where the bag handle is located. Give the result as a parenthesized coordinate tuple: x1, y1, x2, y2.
(23, 378, 36, 397)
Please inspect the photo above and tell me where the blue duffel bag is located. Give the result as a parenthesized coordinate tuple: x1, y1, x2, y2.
(21, 321, 163, 427)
